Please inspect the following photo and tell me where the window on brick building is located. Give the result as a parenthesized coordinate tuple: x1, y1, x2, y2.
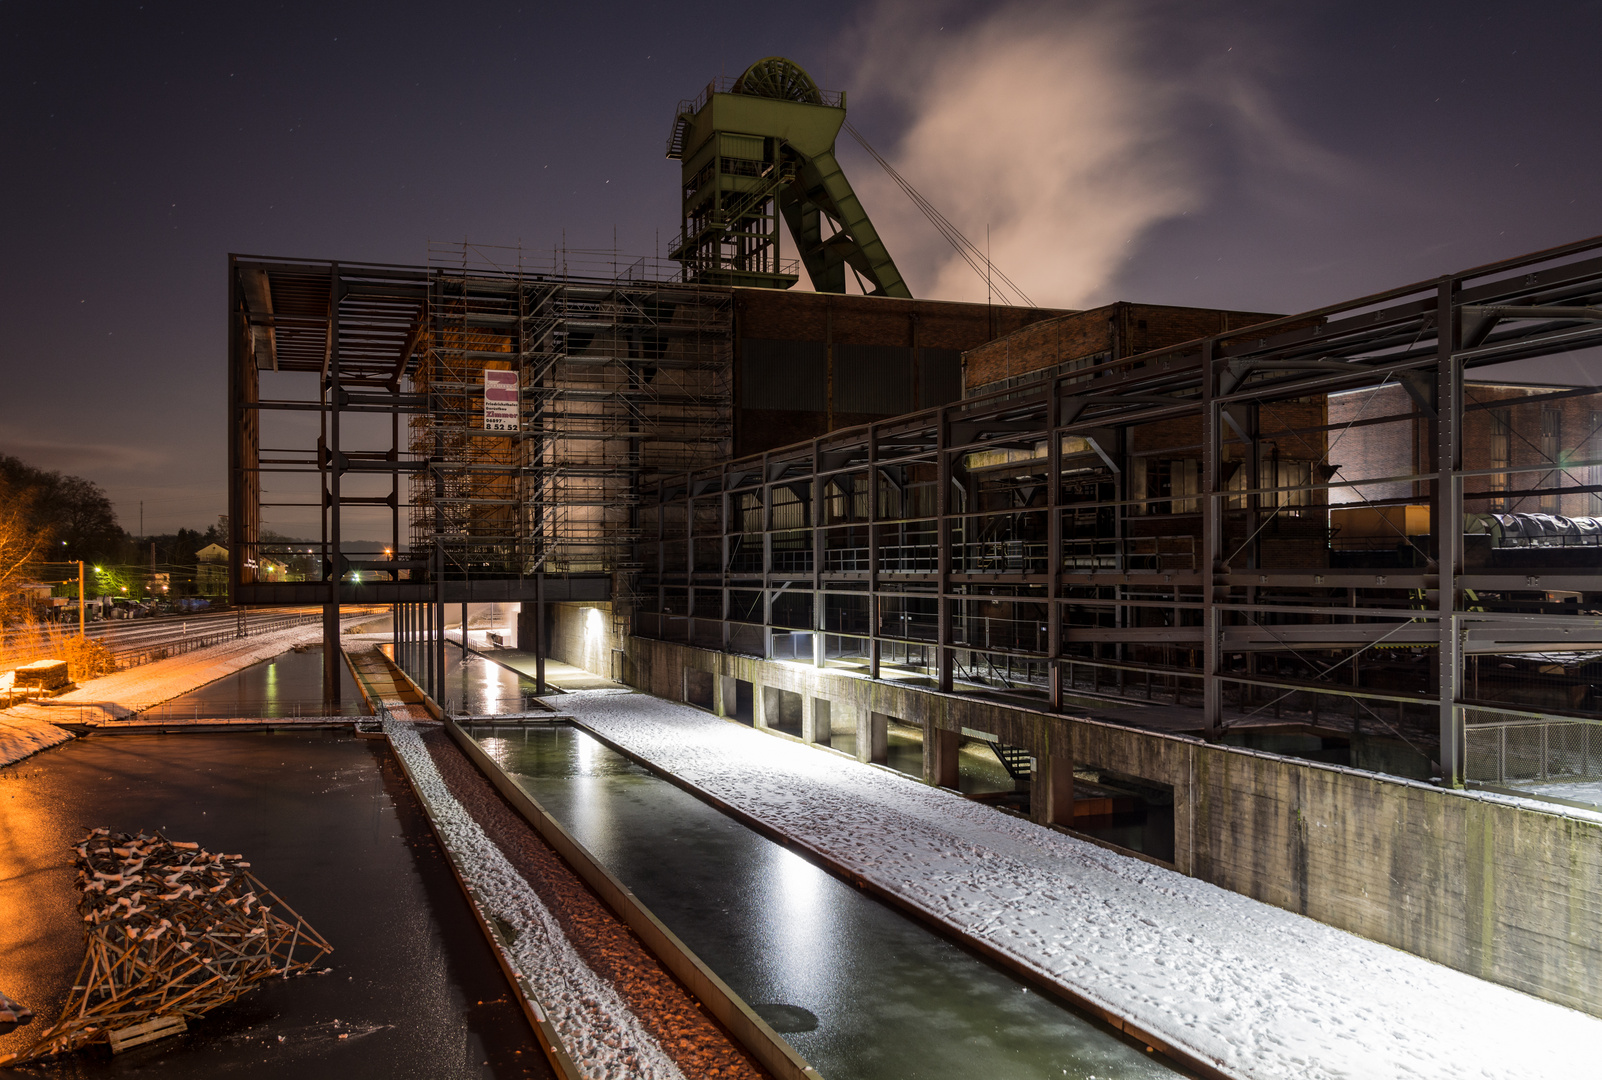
(1261, 458, 1313, 514)
(1591, 411, 1602, 516)
(1130, 458, 1201, 515)
(1540, 407, 1561, 514)
(1490, 410, 1511, 512)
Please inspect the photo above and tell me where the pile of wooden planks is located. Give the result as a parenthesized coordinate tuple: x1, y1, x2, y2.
(0, 829, 332, 1066)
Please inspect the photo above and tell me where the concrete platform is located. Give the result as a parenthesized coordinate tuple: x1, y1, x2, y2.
(475, 650, 627, 693)
(557, 687, 1602, 1080)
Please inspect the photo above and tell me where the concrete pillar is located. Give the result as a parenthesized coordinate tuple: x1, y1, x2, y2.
(862, 710, 889, 765)
(925, 724, 960, 789)
(1032, 744, 1076, 828)
(713, 673, 729, 717)
(804, 697, 832, 746)
(756, 684, 773, 729)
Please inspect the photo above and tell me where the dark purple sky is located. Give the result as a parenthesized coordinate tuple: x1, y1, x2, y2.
(3, 1, 1600, 534)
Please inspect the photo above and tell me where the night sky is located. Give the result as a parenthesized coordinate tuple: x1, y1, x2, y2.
(3, 1, 1600, 536)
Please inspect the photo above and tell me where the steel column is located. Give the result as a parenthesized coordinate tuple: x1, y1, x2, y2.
(1202, 339, 1223, 737)
(936, 408, 953, 692)
(1436, 280, 1465, 785)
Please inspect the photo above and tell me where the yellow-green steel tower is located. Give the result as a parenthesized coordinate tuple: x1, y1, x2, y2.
(667, 57, 911, 297)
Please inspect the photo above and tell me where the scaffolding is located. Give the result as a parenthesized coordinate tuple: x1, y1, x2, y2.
(412, 243, 733, 598)
(229, 247, 732, 705)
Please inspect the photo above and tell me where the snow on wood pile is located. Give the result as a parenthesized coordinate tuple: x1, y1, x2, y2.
(563, 690, 1602, 1080)
(383, 717, 693, 1080)
(2, 828, 331, 1066)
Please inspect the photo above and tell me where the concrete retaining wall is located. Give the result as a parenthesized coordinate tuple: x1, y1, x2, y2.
(625, 635, 1602, 1018)
(547, 602, 619, 678)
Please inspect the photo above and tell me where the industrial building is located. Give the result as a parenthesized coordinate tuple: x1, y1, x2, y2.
(228, 58, 1602, 1020)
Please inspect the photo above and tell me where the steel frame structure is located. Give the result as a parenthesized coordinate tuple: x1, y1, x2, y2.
(636, 236, 1602, 787)
(228, 250, 731, 706)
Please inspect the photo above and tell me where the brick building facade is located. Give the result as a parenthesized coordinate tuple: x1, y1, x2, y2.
(1329, 382, 1602, 521)
(733, 290, 1068, 457)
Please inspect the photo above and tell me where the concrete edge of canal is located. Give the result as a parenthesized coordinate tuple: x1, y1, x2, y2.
(369, 640, 815, 1078)
(445, 718, 825, 1080)
(370, 636, 1211, 1080)
(562, 714, 1236, 1080)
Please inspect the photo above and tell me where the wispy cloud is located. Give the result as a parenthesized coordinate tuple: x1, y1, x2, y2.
(0, 435, 170, 476)
(839, 1, 1356, 308)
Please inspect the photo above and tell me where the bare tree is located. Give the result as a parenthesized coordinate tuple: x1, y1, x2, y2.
(0, 476, 47, 624)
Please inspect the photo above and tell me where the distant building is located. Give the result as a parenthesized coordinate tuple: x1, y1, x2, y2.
(196, 543, 229, 598)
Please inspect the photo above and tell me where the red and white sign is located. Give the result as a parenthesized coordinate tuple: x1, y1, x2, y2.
(483, 369, 519, 432)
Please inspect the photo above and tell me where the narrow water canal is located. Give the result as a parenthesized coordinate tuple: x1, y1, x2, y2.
(392, 641, 535, 716)
(467, 723, 1181, 1080)
(158, 645, 365, 717)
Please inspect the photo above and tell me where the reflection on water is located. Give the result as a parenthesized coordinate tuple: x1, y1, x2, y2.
(393, 640, 536, 716)
(470, 723, 1176, 1080)
(159, 646, 365, 717)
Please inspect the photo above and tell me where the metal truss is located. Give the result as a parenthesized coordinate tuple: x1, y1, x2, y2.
(227, 249, 729, 704)
(636, 234, 1602, 787)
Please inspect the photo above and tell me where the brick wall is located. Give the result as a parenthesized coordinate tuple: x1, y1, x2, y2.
(1331, 382, 1602, 517)
(732, 289, 1068, 457)
(964, 302, 1283, 395)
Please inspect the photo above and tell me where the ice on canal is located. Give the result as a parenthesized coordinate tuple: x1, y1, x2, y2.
(470, 722, 1173, 1080)
(543, 689, 1602, 1080)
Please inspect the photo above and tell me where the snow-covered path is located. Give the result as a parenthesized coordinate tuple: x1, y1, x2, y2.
(562, 690, 1602, 1080)
(0, 619, 362, 765)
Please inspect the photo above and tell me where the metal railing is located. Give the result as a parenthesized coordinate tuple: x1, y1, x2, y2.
(1062, 535, 1196, 572)
(1466, 706, 1602, 786)
(106, 612, 325, 668)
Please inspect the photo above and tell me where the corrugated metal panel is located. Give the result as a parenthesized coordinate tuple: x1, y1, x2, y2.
(836, 343, 913, 414)
(741, 338, 826, 411)
(919, 348, 962, 407)
(720, 133, 767, 160)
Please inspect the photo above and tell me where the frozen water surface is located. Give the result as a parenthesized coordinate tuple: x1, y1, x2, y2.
(472, 723, 1175, 1080)
(538, 689, 1602, 1080)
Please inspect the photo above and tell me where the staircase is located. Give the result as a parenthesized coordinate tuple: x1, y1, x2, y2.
(989, 743, 1034, 786)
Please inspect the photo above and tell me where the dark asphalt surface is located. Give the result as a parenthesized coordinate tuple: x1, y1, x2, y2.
(0, 731, 551, 1078)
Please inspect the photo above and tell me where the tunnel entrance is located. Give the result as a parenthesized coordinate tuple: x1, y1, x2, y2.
(731, 679, 755, 726)
(1069, 767, 1176, 864)
(763, 686, 803, 737)
(885, 717, 922, 778)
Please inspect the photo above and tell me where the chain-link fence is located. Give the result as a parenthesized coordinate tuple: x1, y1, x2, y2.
(1465, 706, 1602, 786)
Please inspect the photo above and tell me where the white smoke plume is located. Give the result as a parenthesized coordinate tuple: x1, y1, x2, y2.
(838, 1, 1349, 309)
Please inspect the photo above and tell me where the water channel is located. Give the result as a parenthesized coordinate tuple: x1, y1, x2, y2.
(158, 645, 364, 717)
(392, 640, 537, 716)
(468, 722, 1181, 1080)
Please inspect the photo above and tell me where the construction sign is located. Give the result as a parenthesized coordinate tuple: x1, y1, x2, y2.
(483, 369, 519, 432)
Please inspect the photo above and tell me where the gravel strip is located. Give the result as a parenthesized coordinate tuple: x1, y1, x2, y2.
(386, 718, 736, 1080)
(418, 729, 768, 1080)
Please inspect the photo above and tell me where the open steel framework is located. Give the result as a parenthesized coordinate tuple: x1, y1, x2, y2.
(228, 249, 732, 705)
(636, 236, 1602, 787)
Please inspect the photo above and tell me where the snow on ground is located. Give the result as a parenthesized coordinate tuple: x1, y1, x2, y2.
(1511, 777, 1602, 809)
(562, 691, 1602, 1080)
(0, 618, 369, 762)
(0, 713, 73, 767)
(383, 718, 683, 1080)
(5, 618, 367, 720)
